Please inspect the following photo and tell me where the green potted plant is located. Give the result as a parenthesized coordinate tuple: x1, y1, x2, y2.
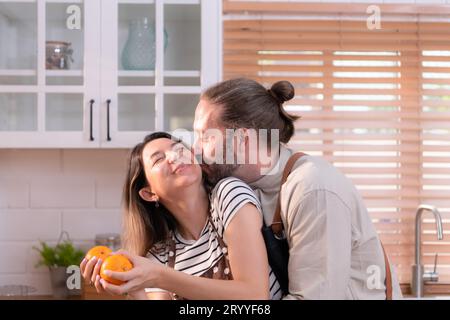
(33, 231, 84, 299)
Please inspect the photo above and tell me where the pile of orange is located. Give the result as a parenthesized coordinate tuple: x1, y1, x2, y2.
(85, 246, 133, 285)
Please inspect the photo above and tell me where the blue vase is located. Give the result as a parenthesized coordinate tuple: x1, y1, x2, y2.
(121, 17, 168, 71)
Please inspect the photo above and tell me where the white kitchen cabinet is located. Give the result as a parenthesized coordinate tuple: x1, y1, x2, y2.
(0, 0, 221, 148)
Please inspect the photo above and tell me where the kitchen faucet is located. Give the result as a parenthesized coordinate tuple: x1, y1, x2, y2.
(411, 204, 444, 298)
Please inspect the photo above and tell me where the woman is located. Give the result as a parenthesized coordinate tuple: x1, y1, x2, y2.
(80, 132, 282, 300)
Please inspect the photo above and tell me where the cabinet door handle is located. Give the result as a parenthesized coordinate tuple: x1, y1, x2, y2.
(106, 99, 112, 141)
(89, 99, 95, 141)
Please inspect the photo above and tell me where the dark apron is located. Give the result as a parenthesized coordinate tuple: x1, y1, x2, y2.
(166, 218, 233, 300)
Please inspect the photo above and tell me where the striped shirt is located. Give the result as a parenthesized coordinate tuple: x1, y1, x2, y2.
(147, 177, 282, 300)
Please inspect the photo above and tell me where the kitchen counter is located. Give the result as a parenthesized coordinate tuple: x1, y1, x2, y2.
(0, 292, 125, 300)
(401, 282, 450, 297)
(0, 280, 126, 300)
(3, 283, 450, 300)
(0, 295, 82, 300)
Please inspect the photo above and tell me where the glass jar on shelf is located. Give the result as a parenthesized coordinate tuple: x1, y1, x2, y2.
(95, 233, 121, 251)
(121, 17, 168, 70)
(45, 41, 74, 70)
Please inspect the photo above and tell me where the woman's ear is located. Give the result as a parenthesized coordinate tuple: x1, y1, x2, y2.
(138, 187, 158, 202)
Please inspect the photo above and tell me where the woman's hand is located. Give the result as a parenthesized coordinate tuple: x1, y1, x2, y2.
(80, 256, 106, 294)
(99, 250, 165, 297)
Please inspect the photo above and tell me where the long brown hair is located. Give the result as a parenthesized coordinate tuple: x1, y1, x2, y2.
(122, 132, 179, 256)
(202, 78, 299, 144)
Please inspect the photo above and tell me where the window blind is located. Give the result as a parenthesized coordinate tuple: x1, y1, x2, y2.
(223, 1, 450, 284)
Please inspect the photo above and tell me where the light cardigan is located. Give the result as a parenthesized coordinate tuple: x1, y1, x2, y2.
(248, 145, 403, 300)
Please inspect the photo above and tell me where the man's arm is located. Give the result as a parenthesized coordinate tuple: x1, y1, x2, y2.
(282, 189, 352, 300)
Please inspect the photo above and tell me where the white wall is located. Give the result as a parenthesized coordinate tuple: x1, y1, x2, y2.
(0, 149, 128, 295)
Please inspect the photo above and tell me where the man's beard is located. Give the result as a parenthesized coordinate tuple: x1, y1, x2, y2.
(201, 162, 240, 187)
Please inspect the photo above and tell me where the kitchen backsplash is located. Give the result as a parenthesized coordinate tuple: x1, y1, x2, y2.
(0, 149, 129, 295)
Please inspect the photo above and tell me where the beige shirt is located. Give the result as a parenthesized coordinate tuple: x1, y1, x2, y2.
(249, 145, 403, 300)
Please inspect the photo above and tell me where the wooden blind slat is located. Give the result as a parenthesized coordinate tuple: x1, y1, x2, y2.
(292, 133, 449, 141)
(223, 1, 450, 15)
(224, 53, 435, 62)
(223, 75, 421, 85)
(224, 1, 450, 285)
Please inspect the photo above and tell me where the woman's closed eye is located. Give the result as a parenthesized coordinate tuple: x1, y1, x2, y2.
(152, 155, 164, 166)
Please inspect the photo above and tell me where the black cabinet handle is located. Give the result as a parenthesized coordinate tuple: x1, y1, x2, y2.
(89, 99, 95, 141)
(106, 99, 111, 141)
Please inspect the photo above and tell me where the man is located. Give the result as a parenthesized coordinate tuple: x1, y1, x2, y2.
(193, 78, 402, 300)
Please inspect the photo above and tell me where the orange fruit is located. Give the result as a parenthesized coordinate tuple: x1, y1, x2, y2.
(100, 254, 133, 285)
(85, 246, 112, 261)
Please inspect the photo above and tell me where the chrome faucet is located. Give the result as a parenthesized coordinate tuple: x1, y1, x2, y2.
(411, 204, 444, 297)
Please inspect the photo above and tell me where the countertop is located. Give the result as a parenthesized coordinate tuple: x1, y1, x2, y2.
(0, 280, 127, 300)
(3, 283, 450, 300)
(401, 282, 450, 297)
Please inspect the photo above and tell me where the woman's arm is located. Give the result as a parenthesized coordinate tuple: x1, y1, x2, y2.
(156, 203, 269, 300)
(100, 203, 270, 300)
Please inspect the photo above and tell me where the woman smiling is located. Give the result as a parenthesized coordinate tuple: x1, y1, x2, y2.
(80, 132, 282, 300)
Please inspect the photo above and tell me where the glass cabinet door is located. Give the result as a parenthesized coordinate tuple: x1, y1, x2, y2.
(0, 0, 219, 148)
(44, 0, 100, 147)
(163, 2, 201, 87)
(163, 94, 199, 132)
(100, 0, 156, 147)
(45, 1, 84, 134)
(46, 2, 84, 86)
(0, 1, 37, 85)
(101, 0, 220, 148)
(0, 1, 38, 140)
(0, 93, 37, 131)
(117, 2, 156, 87)
(0, 0, 101, 147)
